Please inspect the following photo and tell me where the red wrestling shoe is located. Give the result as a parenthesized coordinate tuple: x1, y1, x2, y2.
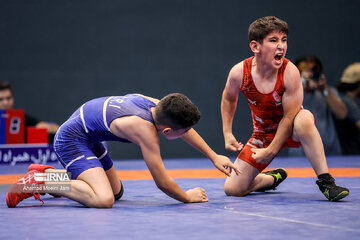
(28, 164, 55, 172)
(6, 170, 45, 208)
(28, 164, 62, 198)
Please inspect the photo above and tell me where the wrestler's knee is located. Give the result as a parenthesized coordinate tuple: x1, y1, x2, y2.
(293, 109, 315, 136)
(94, 193, 115, 208)
(224, 178, 248, 197)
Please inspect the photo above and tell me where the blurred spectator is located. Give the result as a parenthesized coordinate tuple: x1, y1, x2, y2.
(288, 55, 347, 156)
(334, 63, 360, 155)
(0, 81, 59, 143)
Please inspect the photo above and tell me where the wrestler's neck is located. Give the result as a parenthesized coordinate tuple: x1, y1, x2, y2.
(252, 56, 279, 82)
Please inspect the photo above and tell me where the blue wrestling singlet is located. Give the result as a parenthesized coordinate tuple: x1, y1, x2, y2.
(54, 94, 156, 179)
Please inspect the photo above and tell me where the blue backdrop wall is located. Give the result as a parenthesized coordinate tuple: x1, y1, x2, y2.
(1, 0, 359, 159)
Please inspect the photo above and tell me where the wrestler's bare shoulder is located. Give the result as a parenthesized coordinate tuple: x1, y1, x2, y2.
(110, 115, 158, 144)
(283, 61, 301, 86)
(228, 61, 244, 81)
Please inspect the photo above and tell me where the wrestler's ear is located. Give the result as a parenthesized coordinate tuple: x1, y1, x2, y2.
(161, 127, 172, 135)
(250, 40, 260, 54)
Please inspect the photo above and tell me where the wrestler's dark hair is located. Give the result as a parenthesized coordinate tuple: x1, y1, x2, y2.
(0, 81, 11, 91)
(154, 93, 201, 130)
(248, 16, 288, 44)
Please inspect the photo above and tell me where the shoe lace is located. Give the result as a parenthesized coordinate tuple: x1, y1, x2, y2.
(29, 193, 44, 207)
(16, 192, 44, 207)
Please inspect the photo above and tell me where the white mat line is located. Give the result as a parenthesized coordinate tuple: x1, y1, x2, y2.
(198, 205, 360, 233)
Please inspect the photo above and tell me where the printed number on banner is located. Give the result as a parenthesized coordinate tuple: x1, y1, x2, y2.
(10, 117, 21, 134)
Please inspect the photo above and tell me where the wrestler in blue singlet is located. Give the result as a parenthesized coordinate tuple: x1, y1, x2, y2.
(54, 94, 156, 179)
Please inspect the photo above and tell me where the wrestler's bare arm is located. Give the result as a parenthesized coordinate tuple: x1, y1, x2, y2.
(110, 117, 208, 203)
(221, 62, 244, 151)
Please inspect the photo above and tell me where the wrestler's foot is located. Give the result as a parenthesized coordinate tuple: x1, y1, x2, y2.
(256, 168, 287, 192)
(6, 170, 44, 208)
(28, 164, 62, 198)
(316, 174, 349, 201)
(28, 164, 63, 198)
(28, 164, 55, 172)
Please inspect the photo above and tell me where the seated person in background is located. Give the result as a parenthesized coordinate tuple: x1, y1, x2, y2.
(0, 81, 59, 143)
(288, 55, 347, 156)
(334, 63, 360, 155)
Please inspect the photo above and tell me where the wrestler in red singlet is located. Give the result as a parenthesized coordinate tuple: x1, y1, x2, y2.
(238, 56, 301, 171)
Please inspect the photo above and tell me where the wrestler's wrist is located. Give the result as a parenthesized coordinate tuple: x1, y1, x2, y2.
(223, 131, 234, 139)
(265, 147, 277, 158)
(208, 153, 219, 163)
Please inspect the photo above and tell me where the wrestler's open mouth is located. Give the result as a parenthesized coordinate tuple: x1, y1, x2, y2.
(274, 53, 283, 61)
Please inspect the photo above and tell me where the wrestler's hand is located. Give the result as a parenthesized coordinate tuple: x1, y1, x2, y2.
(250, 148, 275, 165)
(212, 155, 241, 176)
(224, 133, 243, 152)
(185, 188, 208, 203)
